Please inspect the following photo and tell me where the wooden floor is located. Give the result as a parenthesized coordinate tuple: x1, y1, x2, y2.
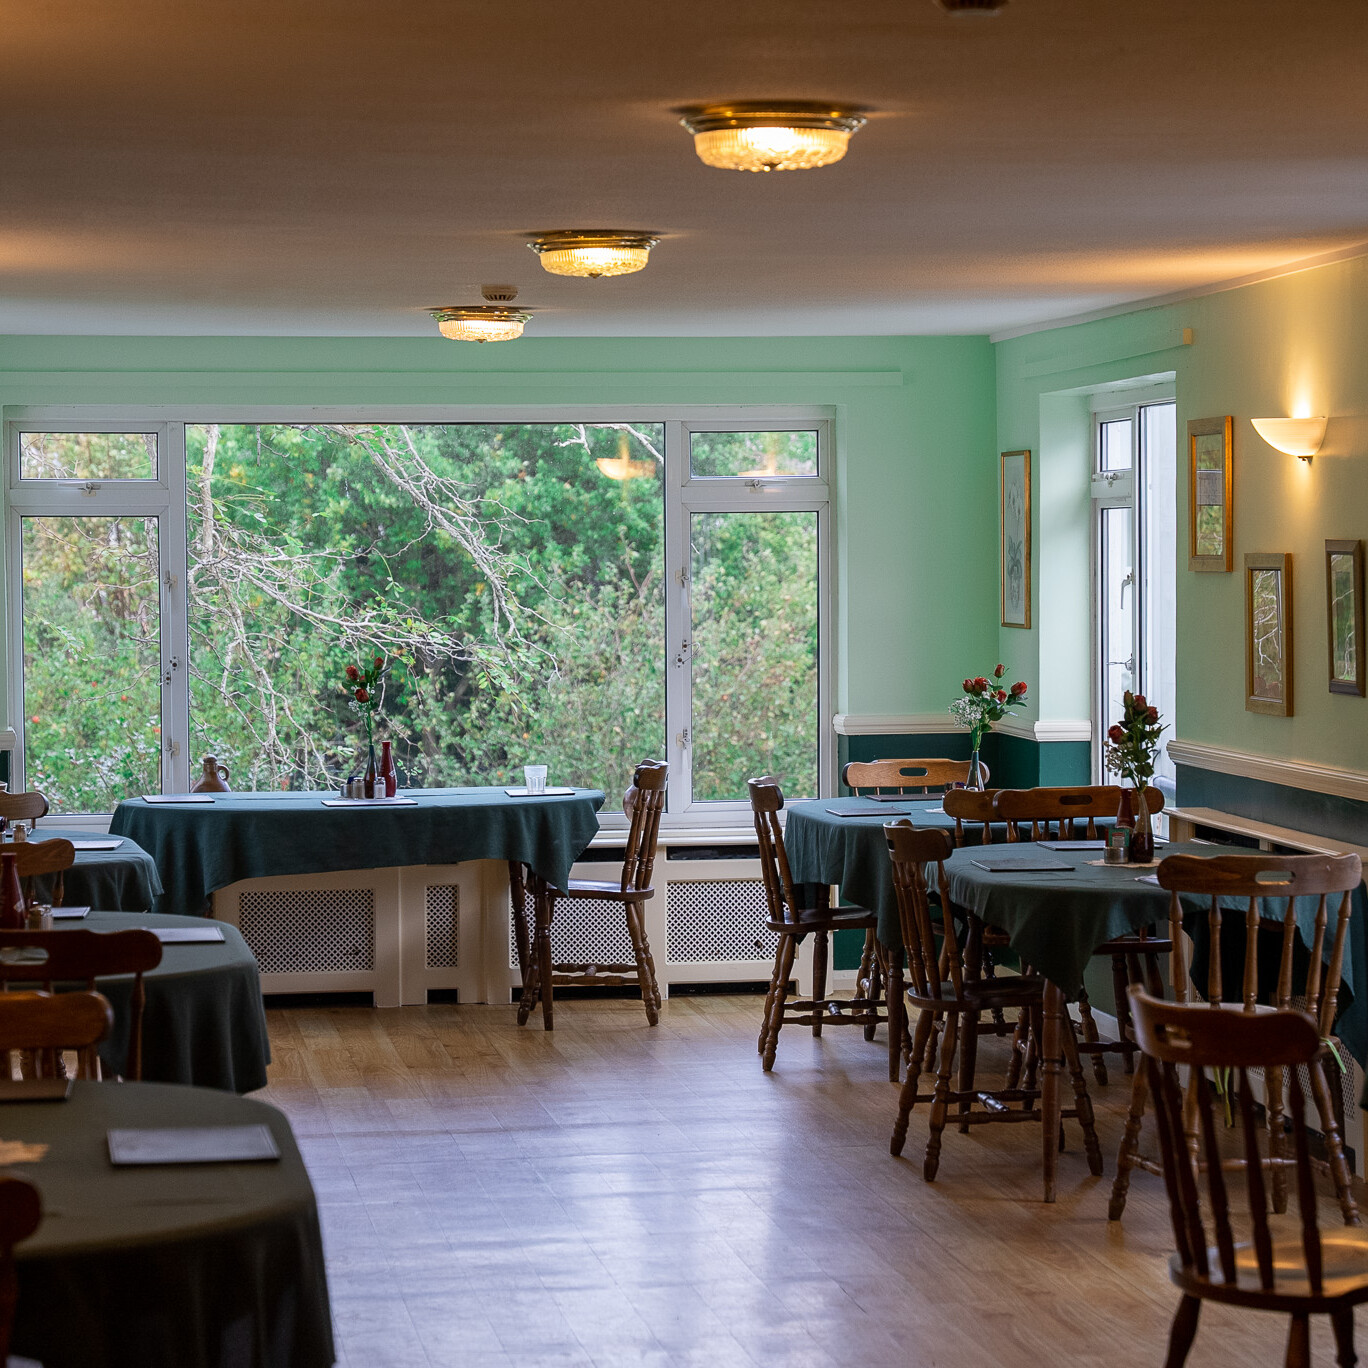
(260, 993, 1341, 1367)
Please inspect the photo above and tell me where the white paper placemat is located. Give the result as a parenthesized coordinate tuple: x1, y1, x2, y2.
(66, 839, 124, 851)
(141, 794, 215, 804)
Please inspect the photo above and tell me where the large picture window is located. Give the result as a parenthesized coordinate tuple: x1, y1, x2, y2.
(6, 410, 831, 824)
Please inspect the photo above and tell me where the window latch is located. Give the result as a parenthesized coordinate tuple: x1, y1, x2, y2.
(161, 656, 180, 685)
(673, 641, 691, 667)
(675, 729, 691, 749)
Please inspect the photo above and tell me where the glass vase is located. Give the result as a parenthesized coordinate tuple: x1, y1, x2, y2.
(966, 746, 985, 791)
(1128, 786, 1154, 863)
(363, 742, 377, 799)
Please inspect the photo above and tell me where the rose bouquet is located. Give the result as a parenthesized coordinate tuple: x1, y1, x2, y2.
(342, 654, 389, 756)
(948, 665, 1029, 786)
(1102, 690, 1165, 786)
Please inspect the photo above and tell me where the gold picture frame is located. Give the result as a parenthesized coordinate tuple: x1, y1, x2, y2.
(1000, 449, 1030, 628)
(1326, 539, 1365, 697)
(1188, 416, 1233, 572)
(1245, 552, 1292, 716)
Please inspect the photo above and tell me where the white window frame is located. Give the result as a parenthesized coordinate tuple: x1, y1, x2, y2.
(4, 405, 833, 829)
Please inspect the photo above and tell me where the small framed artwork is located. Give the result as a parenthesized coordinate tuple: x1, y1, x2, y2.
(1245, 553, 1293, 716)
(1188, 416, 1233, 572)
(1000, 449, 1031, 628)
(1326, 539, 1365, 697)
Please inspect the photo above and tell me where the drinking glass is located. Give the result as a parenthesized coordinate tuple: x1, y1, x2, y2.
(524, 765, 547, 795)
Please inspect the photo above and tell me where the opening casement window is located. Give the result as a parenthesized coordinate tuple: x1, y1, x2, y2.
(1091, 395, 1177, 791)
(4, 409, 831, 826)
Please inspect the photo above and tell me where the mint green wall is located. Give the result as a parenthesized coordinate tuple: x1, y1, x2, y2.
(0, 333, 998, 729)
(995, 252, 1368, 774)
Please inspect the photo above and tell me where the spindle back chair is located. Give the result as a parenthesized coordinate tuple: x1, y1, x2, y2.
(0, 989, 113, 1081)
(8, 838, 73, 909)
(843, 757, 988, 797)
(0, 792, 48, 827)
(941, 787, 1001, 848)
(1130, 987, 1368, 1368)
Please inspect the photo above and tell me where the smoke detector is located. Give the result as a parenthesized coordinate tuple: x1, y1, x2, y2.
(481, 285, 519, 303)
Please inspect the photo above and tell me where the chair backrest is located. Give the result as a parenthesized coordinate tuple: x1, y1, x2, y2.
(10, 838, 74, 907)
(941, 787, 1001, 847)
(0, 989, 113, 1081)
(1157, 851, 1362, 1035)
(0, 792, 48, 826)
(0, 928, 162, 1079)
(748, 776, 804, 926)
(0, 1175, 40, 1365)
(885, 821, 958, 1001)
(618, 760, 667, 894)
(994, 786, 1124, 841)
(843, 757, 988, 796)
(1129, 987, 1327, 1296)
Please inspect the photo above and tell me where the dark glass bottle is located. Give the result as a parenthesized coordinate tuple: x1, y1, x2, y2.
(1129, 787, 1155, 863)
(1, 850, 25, 930)
(364, 743, 378, 799)
(379, 741, 398, 798)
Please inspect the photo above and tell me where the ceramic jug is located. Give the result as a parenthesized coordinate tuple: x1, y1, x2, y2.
(192, 755, 232, 793)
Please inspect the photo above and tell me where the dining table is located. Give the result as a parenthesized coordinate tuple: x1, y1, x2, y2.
(110, 785, 607, 916)
(20, 827, 164, 912)
(7, 1080, 333, 1368)
(0, 910, 271, 1093)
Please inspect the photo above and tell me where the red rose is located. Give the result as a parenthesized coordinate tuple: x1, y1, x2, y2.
(974, 676, 988, 690)
(355, 688, 369, 703)
(1010, 680, 1028, 696)
(1146, 707, 1159, 724)
(1123, 690, 1133, 706)
(374, 656, 384, 668)
(963, 678, 973, 692)
(1108, 724, 1125, 743)
(994, 663, 1006, 678)
(994, 689, 1007, 702)
(345, 665, 359, 682)
(1133, 693, 1146, 709)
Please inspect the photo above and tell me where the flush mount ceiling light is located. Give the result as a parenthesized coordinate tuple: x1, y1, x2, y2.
(529, 230, 660, 279)
(1252, 416, 1328, 462)
(430, 289, 531, 343)
(676, 101, 868, 172)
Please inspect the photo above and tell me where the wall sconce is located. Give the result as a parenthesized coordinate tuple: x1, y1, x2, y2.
(1251, 416, 1327, 463)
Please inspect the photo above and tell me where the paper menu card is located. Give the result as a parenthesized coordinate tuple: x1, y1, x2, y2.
(141, 794, 215, 804)
(153, 926, 225, 944)
(107, 1124, 281, 1165)
(970, 855, 1073, 873)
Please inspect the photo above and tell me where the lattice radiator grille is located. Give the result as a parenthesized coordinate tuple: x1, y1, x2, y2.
(425, 885, 459, 969)
(666, 880, 776, 964)
(508, 895, 636, 968)
(237, 887, 376, 974)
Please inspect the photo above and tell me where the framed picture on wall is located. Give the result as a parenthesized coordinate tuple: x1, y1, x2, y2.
(1000, 449, 1030, 628)
(1245, 552, 1293, 716)
(1188, 416, 1233, 572)
(1326, 539, 1365, 697)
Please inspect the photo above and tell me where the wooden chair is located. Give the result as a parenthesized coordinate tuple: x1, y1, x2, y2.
(0, 792, 48, 829)
(1111, 851, 1362, 1228)
(941, 786, 1000, 848)
(993, 785, 1171, 1086)
(749, 776, 888, 1074)
(0, 928, 162, 1079)
(1129, 988, 1368, 1368)
(0, 989, 114, 1081)
(884, 821, 1103, 1181)
(9, 837, 74, 909)
(843, 757, 989, 796)
(0, 1175, 40, 1367)
(516, 759, 666, 1031)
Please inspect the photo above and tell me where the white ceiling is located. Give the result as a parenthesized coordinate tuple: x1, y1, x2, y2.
(2, 0, 1366, 338)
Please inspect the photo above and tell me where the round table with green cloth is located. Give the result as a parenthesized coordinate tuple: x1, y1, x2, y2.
(23, 828, 163, 911)
(2, 911, 271, 1093)
(8, 1080, 333, 1368)
(109, 786, 607, 917)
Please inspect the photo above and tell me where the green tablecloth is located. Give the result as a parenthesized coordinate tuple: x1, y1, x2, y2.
(939, 841, 1368, 1068)
(10, 1081, 333, 1368)
(24, 828, 163, 911)
(109, 787, 606, 917)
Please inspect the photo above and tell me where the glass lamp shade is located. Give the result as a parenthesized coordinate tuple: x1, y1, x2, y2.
(679, 103, 867, 172)
(529, 232, 659, 279)
(1251, 416, 1327, 459)
(430, 307, 530, 343)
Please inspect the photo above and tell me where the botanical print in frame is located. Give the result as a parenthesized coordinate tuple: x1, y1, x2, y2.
(1000, 449, 1030, 628)
(1326, 539, 1365, 697)
(1188, 416, 1233, 572)
(1245, 553, 1293, 716)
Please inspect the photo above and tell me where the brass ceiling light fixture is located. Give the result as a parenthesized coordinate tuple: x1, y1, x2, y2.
(430, 286, 531, 342)
(529, 230, 661, 279)
(676, 101, 868, 172)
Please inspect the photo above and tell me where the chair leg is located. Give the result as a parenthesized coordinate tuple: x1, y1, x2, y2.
(886, 953, 904, 1084)
(924, 1011, 959, 1182)
(1309, 1057, 1361, 1226)
(1112, 952, 1136, 1074)
(957, 1006, 980, 1134)
(624, 902, 660, 1027)
(760, 940, 786, 1054)
(1109, 1063, 1150, 1221)
(1164, 1295, 1201, 1368)
(857, 930, 878, 1041)
(535, 887, 556, 1031)
(1266, 1063, 1290, 1214)
(1286, 1313, 1311, 1368)
(1332, 1307, 1357, 1368)
(891, 1008, 934, 1156)
(1060, 1013, 1104, 1175)
(762, 936, 797, 1072)
(1076, 987, 1108, 1086)
(811, 931, 829, 1037)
